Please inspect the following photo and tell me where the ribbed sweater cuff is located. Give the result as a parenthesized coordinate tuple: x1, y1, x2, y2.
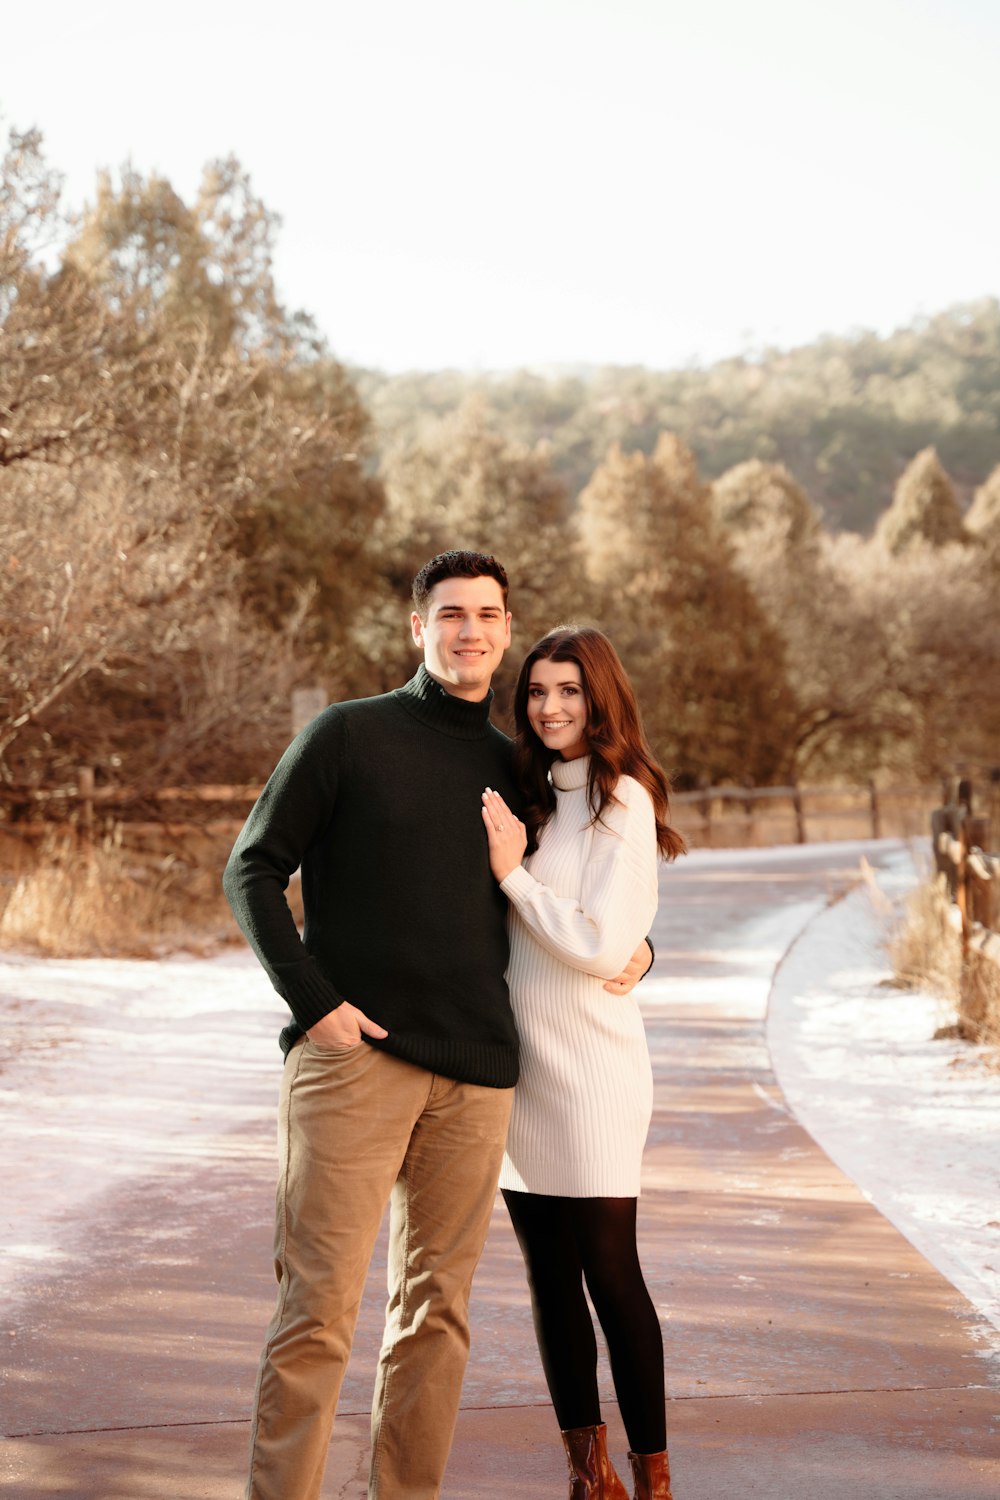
(282, 966, 346, 1030)
(499, 864, 537, 905)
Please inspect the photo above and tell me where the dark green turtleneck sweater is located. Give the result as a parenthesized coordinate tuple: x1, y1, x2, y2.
(223, 666, 520, 1088)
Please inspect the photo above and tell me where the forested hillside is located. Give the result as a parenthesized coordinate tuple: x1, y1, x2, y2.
(356, 301, 1000, 534)
(356, 309, 1000, 787)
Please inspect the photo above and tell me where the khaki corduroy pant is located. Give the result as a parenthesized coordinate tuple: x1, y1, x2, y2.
(245, 1037, 513, 1500)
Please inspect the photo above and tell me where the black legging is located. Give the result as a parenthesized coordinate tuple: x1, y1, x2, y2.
(502, 1189, 666, 1454)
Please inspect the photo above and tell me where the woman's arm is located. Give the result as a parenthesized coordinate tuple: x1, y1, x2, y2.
(482, 780, 659, 979)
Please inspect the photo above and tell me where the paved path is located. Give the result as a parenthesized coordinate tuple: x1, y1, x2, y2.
(2, 840, 999, 1497)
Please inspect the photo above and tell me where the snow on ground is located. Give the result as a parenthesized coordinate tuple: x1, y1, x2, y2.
(0, 946, 285, 1289)
(767, 845, 1000, 1341)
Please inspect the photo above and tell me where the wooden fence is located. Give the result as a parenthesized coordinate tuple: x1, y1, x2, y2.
(931, 789, 1000, 1040)
(670, 781, 937, 848)
(0, 777, 262, 845)
(0, 772, 943, 852)
(932, 800, 1000, 958)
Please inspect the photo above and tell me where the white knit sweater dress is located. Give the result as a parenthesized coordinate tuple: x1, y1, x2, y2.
(497, 755, 660, 1198)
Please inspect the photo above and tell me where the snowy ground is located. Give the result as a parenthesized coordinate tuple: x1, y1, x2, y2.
(1, 839, 998, 1341)
(0, 943, 285, 1290)
(767, 844, 1000, 1336)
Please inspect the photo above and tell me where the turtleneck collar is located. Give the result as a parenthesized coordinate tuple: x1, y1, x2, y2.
(394, 664, 495, 741)
(551, 753, 590, 791)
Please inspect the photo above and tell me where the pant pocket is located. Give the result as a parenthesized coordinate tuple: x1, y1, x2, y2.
(304, 1037, 366, 1059)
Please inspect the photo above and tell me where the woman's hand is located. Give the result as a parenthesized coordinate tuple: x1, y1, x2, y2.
(603, 939, 652, 995)
(481, 787, 528, 882)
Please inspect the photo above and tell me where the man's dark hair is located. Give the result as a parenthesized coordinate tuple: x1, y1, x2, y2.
(412, 550, 509, 619)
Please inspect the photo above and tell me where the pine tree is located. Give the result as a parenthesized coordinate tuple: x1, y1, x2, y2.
(965, 463, 1000, 540)
(711, 459, 820, 556)
(578, 435, 797, 786)
(370, 398, 583, 708)
(875, 448, 969, 553)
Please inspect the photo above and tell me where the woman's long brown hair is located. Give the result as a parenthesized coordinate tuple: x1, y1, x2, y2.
(512, 626, 686, 860)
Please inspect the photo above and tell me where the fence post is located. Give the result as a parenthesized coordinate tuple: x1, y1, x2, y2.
(77, 766, 95, 850)
(869, 781, 881, 840)
(792, 783, 806, 844)
(930, 807, 956, 893)
(957, 818, 972, 958)
(964, 815, 991, 927)
(965, 815, 990, 851)
(697, 777, 712, 846)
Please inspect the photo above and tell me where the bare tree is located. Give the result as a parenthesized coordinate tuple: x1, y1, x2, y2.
(0, 458, 313, 788)
(0, 125, 380, 794)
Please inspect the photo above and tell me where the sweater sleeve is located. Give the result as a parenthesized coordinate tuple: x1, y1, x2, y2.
(222, 709, 346, 1030)
(499, 777, 659, 980)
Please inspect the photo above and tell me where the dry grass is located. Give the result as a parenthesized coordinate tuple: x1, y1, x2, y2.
(887, 873, 963, 1007)
(961, 945, 1000, 1046)
(887, 871, 1000, 1058)
(0, 830, 240, 958)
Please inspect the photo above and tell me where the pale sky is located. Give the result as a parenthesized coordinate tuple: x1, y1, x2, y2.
(2, 0, 997, 372)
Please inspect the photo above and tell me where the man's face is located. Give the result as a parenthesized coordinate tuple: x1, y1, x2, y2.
(411, 576, 512, 700)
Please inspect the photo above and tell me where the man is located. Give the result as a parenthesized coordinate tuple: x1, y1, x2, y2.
(224, 550, 648, 1500)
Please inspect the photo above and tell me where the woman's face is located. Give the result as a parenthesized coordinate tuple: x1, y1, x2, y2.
(526, 658, 589, 760)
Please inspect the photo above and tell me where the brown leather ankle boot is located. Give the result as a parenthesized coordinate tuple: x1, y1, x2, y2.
(560, 1423, 629, 1499)
(627, 1448, 673, 1500)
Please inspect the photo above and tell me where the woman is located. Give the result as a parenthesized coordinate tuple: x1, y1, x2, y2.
(481, 627, 685, 1500)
